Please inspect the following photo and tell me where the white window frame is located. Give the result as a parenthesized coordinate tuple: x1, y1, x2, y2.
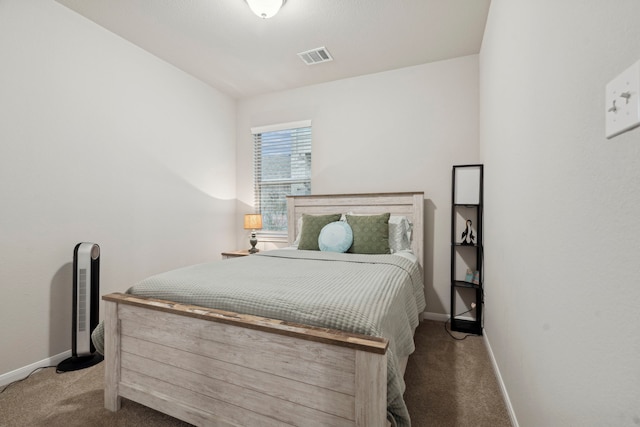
(251, 120, 312, 242)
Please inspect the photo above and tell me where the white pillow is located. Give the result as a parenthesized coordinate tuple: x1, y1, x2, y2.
(388, 215, 412, 252)
(292, 216, 304, 246)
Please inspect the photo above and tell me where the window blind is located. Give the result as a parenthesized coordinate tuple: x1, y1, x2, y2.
(253, 123, 312, 233)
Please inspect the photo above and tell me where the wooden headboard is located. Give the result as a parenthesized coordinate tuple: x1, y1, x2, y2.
(286, 192, 424, 270)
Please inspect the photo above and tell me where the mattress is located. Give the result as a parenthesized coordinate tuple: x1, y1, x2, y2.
(92, 249, 425, 426)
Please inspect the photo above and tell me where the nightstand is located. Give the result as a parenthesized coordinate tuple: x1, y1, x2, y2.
(221, 250, 251, 260)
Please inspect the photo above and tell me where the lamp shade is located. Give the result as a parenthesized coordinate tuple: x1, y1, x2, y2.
(244, 214, 263, 230)
(246, 0, 284, 19)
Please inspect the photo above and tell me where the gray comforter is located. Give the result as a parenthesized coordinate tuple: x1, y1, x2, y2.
(92, 249, 425, 426)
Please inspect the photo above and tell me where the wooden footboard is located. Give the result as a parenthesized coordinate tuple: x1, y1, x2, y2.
(103, 292, 389, 427)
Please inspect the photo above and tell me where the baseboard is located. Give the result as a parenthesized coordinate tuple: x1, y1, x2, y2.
(0, 350, 71, 388)
(421, 311, 450, 322)
(483, 329, 519, 427)
(421, 311, 475, 323)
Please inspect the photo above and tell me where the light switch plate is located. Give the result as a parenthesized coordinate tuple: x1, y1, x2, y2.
(605, 60, 640, 139)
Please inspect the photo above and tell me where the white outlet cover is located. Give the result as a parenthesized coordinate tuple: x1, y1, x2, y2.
(606, 60, 640, 139)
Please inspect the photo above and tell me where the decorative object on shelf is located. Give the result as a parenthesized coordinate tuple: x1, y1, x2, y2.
(245, 0, 285, 19)
(464, 269, 480, 284)
(244, 214, 263, 254)
(472, 270, 480, 285)
(460, 219, 476, 245)
(465, 269, 474, 282)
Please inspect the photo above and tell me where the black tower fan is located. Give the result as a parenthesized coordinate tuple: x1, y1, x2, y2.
(57, 243, 104, 372)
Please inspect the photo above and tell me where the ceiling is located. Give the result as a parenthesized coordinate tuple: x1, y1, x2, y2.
(55, 0, 491, 99)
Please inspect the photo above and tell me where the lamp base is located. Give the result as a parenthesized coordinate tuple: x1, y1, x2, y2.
(249, 233, 259, 254)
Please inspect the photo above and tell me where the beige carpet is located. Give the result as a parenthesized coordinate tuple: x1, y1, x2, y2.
(404, 321, 512, 426)
(0, 320, 511, 427)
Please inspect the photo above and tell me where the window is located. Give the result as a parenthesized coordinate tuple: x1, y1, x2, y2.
(252, 120, 312, 235)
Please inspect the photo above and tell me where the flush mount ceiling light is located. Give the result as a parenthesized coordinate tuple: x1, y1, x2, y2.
(245, 0, 286, 19)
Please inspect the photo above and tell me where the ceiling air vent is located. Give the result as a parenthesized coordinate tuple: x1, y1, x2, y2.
(297, 47, 333, 65)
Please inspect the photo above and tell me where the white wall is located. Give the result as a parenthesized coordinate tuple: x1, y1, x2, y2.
(480, 1, 640, 425)
(236, 55, 480, 316)
(0, 0, 236, 376)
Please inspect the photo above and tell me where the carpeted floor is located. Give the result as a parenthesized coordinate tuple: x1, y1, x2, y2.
(404, 321, 512, 426)
(0, 320, 511, 427)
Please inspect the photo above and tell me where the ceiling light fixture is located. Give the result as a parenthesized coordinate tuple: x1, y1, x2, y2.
(245, 0, 285, 19)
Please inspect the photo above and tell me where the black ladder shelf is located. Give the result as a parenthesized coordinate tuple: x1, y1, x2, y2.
(450, 164, 484, 335)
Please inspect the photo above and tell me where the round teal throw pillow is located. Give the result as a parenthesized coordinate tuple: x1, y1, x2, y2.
(318, 221, 353, 253)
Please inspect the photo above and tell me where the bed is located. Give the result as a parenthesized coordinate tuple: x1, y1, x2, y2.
(97, 192, 425, 427)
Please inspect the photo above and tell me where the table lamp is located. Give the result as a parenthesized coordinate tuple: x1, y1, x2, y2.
(244, 214, 263, 254)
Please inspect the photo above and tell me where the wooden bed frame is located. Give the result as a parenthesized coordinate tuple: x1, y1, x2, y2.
(103, 192, 424, 427)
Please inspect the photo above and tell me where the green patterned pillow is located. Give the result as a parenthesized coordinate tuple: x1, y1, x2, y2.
(346, 213, 391, 254)
(297, 213, 342, 251)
